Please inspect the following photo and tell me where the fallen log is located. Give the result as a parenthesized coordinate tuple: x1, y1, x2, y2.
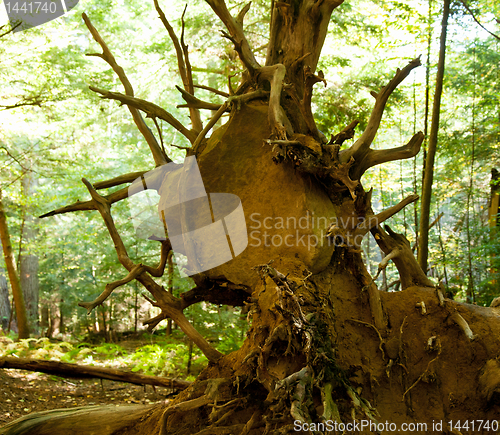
(0, 357, 191, 390)
(0, 403, 161, 435)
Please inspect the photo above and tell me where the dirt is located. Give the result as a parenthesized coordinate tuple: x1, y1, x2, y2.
(0, 367, 172, 427)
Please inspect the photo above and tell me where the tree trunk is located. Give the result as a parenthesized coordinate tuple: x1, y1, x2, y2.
(418, 0, 451, 273)
(0, 189, 29, 339)
(489, 168, 499, 276)
(0, 269, 10, 332)
(19, 174, 40, 334)
(6, 1, 500, 434)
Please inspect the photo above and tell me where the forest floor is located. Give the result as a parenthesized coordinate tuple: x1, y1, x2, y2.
(0, 367, 173, 425)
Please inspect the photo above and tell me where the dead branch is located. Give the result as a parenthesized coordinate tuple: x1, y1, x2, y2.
(301, 66, 326, 140)
(339, 58, 421, 175)
(39, 186, 128, 218)
(0, 21, 22, 38)
(154, 0, 203, 134)
(194, 84, 229, 97)
(93, 171, 148, 190)
(89, 86, 197, 144)
(205, 0, 261, 75)
(0, 357, 191, 390)
(142, 240, 171, 277)
(79, 179, 222, 363)
(192, 102, 229, 153)
(258, 64, 290, 139)
(40, 164, 175, 218)
(82, 13, 168, 166)
(176, 86, 226, 111)
(356, 194, 419, 237)
(79, 264, 145, 314)
(0, 94, 45, 110)
(371, 225, 435, 289)
(353, 131, 424, 179)
(329, 120, 359, 145)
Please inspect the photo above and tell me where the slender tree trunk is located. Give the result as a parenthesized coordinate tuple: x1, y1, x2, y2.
(19, 174, 40, 333)
(59, 298, 65, 334)
(0, 268, 11, 331)
(165, 251, 173, 336)
(0, 189, 29, 338)
(489, 168, 499, 276)
(418, 0, 451, 272)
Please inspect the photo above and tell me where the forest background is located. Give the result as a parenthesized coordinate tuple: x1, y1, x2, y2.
(0, 0, 499, 380)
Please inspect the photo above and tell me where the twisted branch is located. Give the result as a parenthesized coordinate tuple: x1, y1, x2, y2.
(82, 13, 169, 166)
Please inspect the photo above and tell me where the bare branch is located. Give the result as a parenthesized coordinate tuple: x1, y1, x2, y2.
(89, 86, 197, 144)
(79, 264, 145, 314)
(142, 241, 171, 277)
(39, 186, 129, 218)
(192, 102, 229, 153)
(0, 21, 22, 38)
(40, 163, 181, 219)
(355, 195, 419, 240)
(205, 0, 261, 75)
(93, 171, 148, 190)
(154, 1, 203, 134)
(458, 0, 500, 42)
(176, 86, 226, 111)
(82, 13, 168, 166)
(340, 58, 421, 166)
(352, 131, 424, 180)
(329, 120, 359, 145)
(194, 84, 229, 98)
(79, 178, 222, 362)
(301, 66, 326, 139)
(258, 64, 290, 139)
(371, 225, 434, 289)
(0, 94, 45, 110)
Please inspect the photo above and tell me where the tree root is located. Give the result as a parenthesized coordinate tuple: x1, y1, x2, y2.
(346, 319, 386, 360)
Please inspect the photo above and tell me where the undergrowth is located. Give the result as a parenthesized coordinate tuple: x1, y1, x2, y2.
(0, 328, 243, 381)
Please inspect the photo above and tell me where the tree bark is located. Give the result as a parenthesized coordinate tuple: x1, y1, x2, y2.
(0, 189, 29, 339)
(418, 0, 451, 273)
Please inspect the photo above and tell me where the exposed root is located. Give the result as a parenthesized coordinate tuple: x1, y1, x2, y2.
(371, 225, 435, 290)
(415, 301, 427, 315)
(347, 319, 386, 360)
(479, 359, 500, 403)
(449, 312, 476, 341)
(402, 350, 441, 401)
